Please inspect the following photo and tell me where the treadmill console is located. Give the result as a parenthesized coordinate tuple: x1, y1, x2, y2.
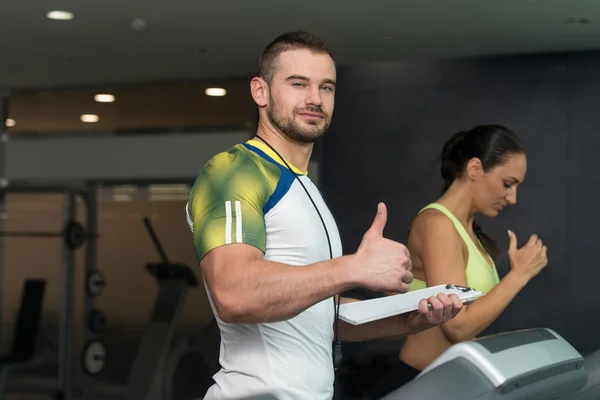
(382, 328, 588, 400)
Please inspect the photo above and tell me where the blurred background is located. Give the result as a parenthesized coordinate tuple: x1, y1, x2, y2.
(1, 0, 599, 399)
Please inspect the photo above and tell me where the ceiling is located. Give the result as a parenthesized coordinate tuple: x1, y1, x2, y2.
(2, 0, 600, 90)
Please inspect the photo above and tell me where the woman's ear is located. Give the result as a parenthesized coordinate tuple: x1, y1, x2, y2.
(466, 157, 484, 181)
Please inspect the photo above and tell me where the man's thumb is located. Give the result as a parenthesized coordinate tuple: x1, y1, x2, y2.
(369, 202, 387, 236)
(508, 229, 517, 253)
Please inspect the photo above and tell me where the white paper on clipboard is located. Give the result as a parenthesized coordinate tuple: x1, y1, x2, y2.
(338, 284, 484, 325)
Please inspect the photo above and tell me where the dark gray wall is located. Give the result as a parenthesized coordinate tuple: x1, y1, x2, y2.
(320, 51, 600, 355)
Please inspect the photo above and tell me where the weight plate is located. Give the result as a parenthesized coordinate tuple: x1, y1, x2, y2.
(87, 309, 107, 333)
(82, 340, 107, 376)
(64, 221, 86, 250)
(86, 271, 106, 297)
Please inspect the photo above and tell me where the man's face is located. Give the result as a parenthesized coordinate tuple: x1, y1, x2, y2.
(266, 49, 336, 143)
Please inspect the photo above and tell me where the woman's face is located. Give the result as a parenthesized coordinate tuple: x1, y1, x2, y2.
(473, 152, 527, 217)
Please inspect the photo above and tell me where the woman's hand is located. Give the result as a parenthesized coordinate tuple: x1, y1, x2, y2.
(507, 230, 548, 283)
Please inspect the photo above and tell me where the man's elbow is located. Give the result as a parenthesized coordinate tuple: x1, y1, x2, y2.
(212, 289, 248, 323)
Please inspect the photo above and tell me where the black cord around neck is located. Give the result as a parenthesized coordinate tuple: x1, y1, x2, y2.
(254, 135, 342, 370)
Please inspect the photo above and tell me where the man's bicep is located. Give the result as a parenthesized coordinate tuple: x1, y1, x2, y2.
(200, 244, 264, 286)
(420, 215, 468, 287)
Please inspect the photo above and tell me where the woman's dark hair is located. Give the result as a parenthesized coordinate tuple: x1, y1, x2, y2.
(440, 124, 525, 259)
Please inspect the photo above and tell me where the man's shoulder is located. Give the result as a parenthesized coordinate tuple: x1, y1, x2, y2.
(202, 142, 280, 181)
(190, 143, 282, 203)
(204, 143, 255, 171)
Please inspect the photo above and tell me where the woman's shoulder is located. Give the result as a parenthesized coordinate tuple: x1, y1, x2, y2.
(409, 206, 467, 263)
(409, 206, 465, 254)
(413, 206, 456, 233)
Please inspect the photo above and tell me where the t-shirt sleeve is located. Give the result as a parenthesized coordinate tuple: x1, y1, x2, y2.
(188, 151, 273, 262)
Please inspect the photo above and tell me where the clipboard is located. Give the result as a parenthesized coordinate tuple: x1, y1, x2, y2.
(338, 284, 484, 325)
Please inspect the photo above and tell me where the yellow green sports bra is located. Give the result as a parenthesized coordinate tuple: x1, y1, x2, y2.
(407, 203, 500, 294)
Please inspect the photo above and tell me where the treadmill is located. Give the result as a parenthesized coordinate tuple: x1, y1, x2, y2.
(382, 328, 588, 400)
(572, 348, 600, 399)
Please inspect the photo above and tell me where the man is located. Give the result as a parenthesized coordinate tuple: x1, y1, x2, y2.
(186, 31, 463, 400)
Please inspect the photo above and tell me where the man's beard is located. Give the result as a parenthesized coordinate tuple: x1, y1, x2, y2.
(267, 97, 330, 144)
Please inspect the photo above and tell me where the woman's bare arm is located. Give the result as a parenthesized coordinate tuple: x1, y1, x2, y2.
(416, 212, 527, 343)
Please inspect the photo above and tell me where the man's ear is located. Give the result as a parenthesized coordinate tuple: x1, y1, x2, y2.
(466, 157, 484, 181)
(250, 77, 268, 107)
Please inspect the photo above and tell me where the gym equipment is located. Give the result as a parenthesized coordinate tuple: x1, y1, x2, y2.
(123, 217, 219, 400)
(86, 309, 107, 333)
(572, 348, 600, 399)
(86, 270, 106, 297)
(81, 340, 107, 376)
(0, 181, 102, 400)
(0, 279, 47, 395)
(0, 220, 96, 250)
(381, 328, 587, 400)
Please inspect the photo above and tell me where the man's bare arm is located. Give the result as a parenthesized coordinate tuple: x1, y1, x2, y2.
(200, 203, 415, 325)
(201, 244, 362, 324)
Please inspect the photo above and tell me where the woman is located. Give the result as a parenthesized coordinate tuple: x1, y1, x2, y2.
(369, 124, 548, 398)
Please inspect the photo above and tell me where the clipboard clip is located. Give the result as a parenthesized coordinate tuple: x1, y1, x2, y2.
(445, 284, 474, 293)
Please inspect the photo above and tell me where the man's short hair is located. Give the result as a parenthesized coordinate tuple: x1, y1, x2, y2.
(258, 31, 334, 84)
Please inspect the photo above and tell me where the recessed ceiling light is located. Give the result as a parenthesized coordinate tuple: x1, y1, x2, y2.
(47, 10, 74, 21)
(81, 114, 99, 123)
(5, 119, 15, 127)
(94, 94, 115, 103)
(205, 88, 227, 97)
